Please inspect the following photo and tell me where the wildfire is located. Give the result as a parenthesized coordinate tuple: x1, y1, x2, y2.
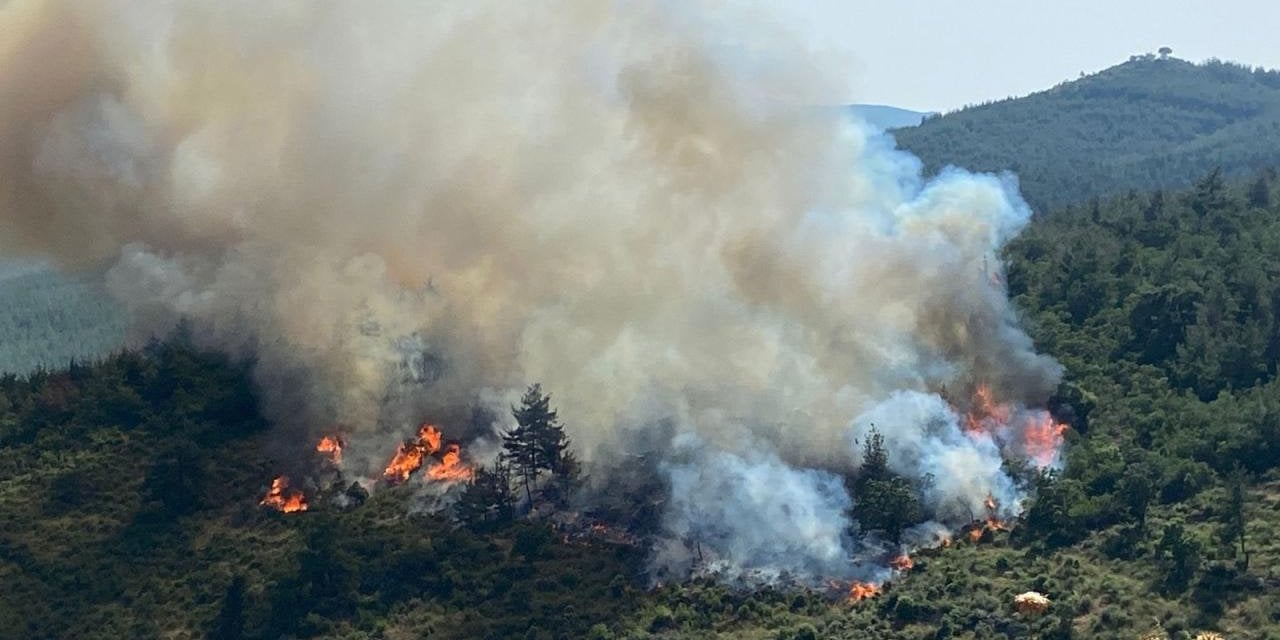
(419, 424, 442, 455)
(316, 436, 344, 465)
(967, 494, 1009, 541)
(382, 423, 472, 484)
(383, 440, 427, 483)
(889, 554, 914, 572)
(260, 476, 308, 513)
(964, 383, 1011, 434)
(1023, 412, 1068, 468)
(846, 581, 882, 602)
(426, 443, 474, 482)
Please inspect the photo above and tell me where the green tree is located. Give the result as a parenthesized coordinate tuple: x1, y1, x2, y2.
(1220, 467, 1249, 569)
(504, 384, 575, 502)
(1117, 469, 1153, 529)
(1155, 522, 1201, 593)
(211, 575, 246, 640)
(856, 477, 921, 544)
(850, 427, 921, 544)
(455, 457, 515, 530)
(858, 427, 889, 484)
(1247, 172, 1271, 208)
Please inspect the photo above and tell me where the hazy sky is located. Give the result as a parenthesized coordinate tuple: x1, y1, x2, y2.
(763, 1, 1280, 112)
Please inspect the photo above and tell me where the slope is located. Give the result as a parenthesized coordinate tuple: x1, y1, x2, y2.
(891, 57, 1280, 209)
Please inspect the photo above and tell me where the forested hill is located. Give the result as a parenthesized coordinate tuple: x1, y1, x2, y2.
(891, 57, 1280, 209)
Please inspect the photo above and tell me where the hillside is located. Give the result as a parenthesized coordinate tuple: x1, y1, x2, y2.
(892, 57, 1280, 209)
(0, 263, 127, 374)
(1, 173, 1277, 639)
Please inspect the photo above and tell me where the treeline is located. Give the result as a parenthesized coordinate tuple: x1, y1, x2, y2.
(893, 58, 1280, 209)
(0, 338, 645, 639)
(0, 266, 127, 374)
(1006, 168, 1279, 622)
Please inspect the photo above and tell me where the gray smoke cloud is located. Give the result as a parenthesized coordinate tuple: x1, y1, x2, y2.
(0, 1, 1063, 580)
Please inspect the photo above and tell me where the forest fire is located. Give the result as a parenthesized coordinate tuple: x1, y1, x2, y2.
(845, 581, 882, 602)
(966, 494, 1010, 542)
(960, 382, 1067, 468)
(426, 443, 474, 482)
(316, 436, 344, 465)
(889, 554, 914, 571)
(260, 476, 308, 513)
(964, 383, 1011, 434)
(1023, 412, 1068, 467)
(383, 424, 471, 484)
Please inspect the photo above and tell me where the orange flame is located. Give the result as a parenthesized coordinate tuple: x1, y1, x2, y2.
(419, 424, 442, 455)
(1023, 412, 1067, 468)
(383, 441, 427, 484)
(316, 436, 343, 465)
(383, 424, 472, 484)
(965, 383, 1011, 434)
(889, 555, 914, 571)
(260, 476, 308, 513)
(426, 443, 474, 482)
(967, 495, 1009, 541)
(846, 581, 882, 602)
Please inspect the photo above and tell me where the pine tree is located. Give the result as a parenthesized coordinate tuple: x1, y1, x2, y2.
(1155, 522, 1200, 593)
(858, 427, 889, 485)
(1220, 467, 1249, 569)
(455, 458, 515, 530)
(503, 384, 575, 502)
(211, 575, 246, 640)
(1247, 172, 1271, 209)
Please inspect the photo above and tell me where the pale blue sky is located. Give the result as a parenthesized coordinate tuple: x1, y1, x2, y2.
(760, 1, 1280, 112)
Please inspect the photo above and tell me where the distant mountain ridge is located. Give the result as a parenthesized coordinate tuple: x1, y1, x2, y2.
(847, 104, 937, 130)
(891, 57, 1280, 209)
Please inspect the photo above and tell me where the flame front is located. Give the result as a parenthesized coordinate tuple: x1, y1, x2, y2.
(260, 476, 308, 513)
(846, 581, 882, 602)
(316, 436, 343, 465)
(383, 441, 427, 484)
(889, 554, 914, 571)
(382, 424, 472, 484)
(426, 443, 474, 482)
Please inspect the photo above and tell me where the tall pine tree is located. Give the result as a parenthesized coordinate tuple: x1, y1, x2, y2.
(503, 384, 575, 502)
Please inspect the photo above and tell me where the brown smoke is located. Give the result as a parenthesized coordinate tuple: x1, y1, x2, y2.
(0, 0, 1058, 512)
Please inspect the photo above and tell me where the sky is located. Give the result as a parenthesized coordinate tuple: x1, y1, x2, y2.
(762, 0, 1280, 113)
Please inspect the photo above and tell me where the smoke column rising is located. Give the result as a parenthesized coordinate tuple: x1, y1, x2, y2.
(0, 1, 1062, 579)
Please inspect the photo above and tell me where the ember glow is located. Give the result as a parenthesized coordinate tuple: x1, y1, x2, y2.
(889, 555, 914, 572)
(260, 476, 308, 513)
(316, 436, 344, 465)
(966, 494, 1010, 542)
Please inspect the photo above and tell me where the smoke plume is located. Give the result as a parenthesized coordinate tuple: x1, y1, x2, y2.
(0, 1, 1063, 580)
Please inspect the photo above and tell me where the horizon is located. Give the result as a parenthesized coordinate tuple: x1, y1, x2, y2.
(765, 0, 1280, 112)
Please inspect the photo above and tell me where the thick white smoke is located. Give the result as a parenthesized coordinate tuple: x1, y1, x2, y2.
(0, 1, 1063, 580)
